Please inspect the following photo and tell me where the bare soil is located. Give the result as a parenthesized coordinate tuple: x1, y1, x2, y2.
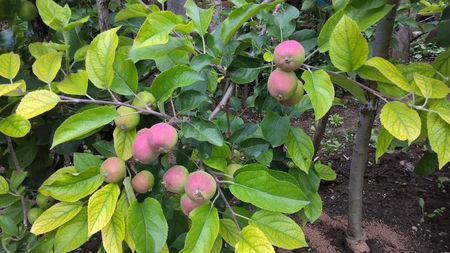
(290, 95, 450, 253)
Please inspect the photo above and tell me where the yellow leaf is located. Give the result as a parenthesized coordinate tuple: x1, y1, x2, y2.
(31, 201, 83, 235)
(32, 52, 63, 84)
(0, 52, 20, 80)
(0, 80, 26, 96)
(235, 225, 274, 253)
(16, 90, 60, 119)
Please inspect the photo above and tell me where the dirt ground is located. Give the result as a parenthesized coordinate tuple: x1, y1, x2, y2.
(290, 95, 450, 253)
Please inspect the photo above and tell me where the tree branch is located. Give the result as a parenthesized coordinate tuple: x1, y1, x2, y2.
(6, 136, 28, 228)
(205, 167, 241, 233)
(208, 82, 234, 120)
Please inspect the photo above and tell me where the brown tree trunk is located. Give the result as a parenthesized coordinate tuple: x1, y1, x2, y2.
(312, 110, 331, 158)
(346, 0, 399, 252)
(96, 0, 111, 32)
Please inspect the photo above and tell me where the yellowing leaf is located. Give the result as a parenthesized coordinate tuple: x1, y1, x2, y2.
(301, 70, 335, 121)
(427, 112, 449, 169)
(56, 70, 88, 95)
(88, 183, 120, 236)
(0, 52, 20, 80)
(413, 73, 449, 99)
(36, 0, 71, 31)
(16, 90, 60, 119)
(32, 52, 63, 84)
(329, 15, 368, 72)
(0, 80, 26, 96)
(113, 127, 136, 161)
(375, 125, 393, 163)
(0, 114, 31, 138)
(86, 27, 120, 89)
(249, 210, 307, 250)
(102, 208, 125, 253)
(219, 219, 241, 247)
(380, 101, 421, 143)
(54, 207, 89, 253)
(31, 201, 83, 235)
(364, 57, 411, 92)
(235, 225, 274, 253)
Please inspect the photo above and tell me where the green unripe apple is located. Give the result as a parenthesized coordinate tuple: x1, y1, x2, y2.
(114, 106, 140, 131)
(18, 1, 37, 21)
(132, 91, 156, 112)
(28, 208, 44, 224)
(36, 193, 55, 209)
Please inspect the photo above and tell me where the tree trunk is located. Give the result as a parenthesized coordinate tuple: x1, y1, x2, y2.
(167, 0, 186, 16)
(346, 0, 399, 251)
(312, 110, 331, 158)
(96, 0, 111, 32)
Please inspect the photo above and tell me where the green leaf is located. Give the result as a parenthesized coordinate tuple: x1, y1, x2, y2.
(397, 62, 436, 82)
(88, 183, 120, 236)
(111, 47, 138, 96)
(0, 176, 8, 194)
(74, 153, 103, 172)
(427, 112, 450, 169)
(285, 128, 314, 173)
(56, 70, 88, 95)
(0, 214, 18, 235)
(182, 118, 224, 146)
(211, 235, 223, 253)
(54, 207, 88, 253)
(127, 198, 168, 253)
(219, 218, 240, 247)
(16, 90, 60, 119)
(413, 73, 449, 99)
(432, 50, 450, 79)
(150, 65, 203, 103)
(414, 152, 438, 177)
(0, 81, 26, 96)
(74, 45, 89, 63)
(32, 52, 63, 84)
(255, 149, 273, 167)
(155, 50, 189, 72)
(301, 70, 335, 121)
(318, 9, 344, 52)
(329, 15, 368, 72)
(115, 4, 150, 22)
(52, 106, 120, 148)
(29, 231, 56, 253)
(41, 165, 104, 202)
(185, 0, 213, 36)
(375, 125, 393, 163)
(362, 57, 411, 92)
(102, 207, 125, 253)
(175, 90, 209, 113)
(113, 127, 136, 161)
(181, 205, 219, 253)
(430, 99, 450, 125)
(314, 164, 336, 181)
(133, 11, 192, 50)
(31, 201, 83, 235)
(221, 2, 278, 44)
(128, 37, 196, 62)
(0, 114, 31, 138)
(380, 101, 421, 143)
(86, 27, 120, 89)
(329, 74, 366, 103)
(39, 166, 76, 196)
(36, 0, 71, 31)
(63, 15, 90, 31)
(303, 192, 322, 222)
(235, 225, 274, 253)
(249, 210, 307, 249)
(260, 112, 290, 147)
(230, 170, 309, 214)
(0, 52, 20, 80)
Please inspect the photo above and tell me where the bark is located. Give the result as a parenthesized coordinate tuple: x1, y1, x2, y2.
(167, 0, 186, 16)
(346, 0, 399, 249)
(312, 110, 331, 158)
(96, 0, 111, 32)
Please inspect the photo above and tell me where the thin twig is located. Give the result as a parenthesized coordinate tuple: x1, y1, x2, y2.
(138, 0, 153, 12)
(6, 136, 28, 228)
(205, 167, 241, 232)
(208, 82, 235, 120)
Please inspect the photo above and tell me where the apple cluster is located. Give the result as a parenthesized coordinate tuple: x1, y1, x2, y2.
(27, 193, 55, 225)
(162, 167, 217, 216)
(268, 40, 305, 106)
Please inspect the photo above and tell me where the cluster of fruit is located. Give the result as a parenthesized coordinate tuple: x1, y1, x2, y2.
(0, 0, 37, 22)
(267, 40, 306, 106)
(27, 193, 55, 224)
